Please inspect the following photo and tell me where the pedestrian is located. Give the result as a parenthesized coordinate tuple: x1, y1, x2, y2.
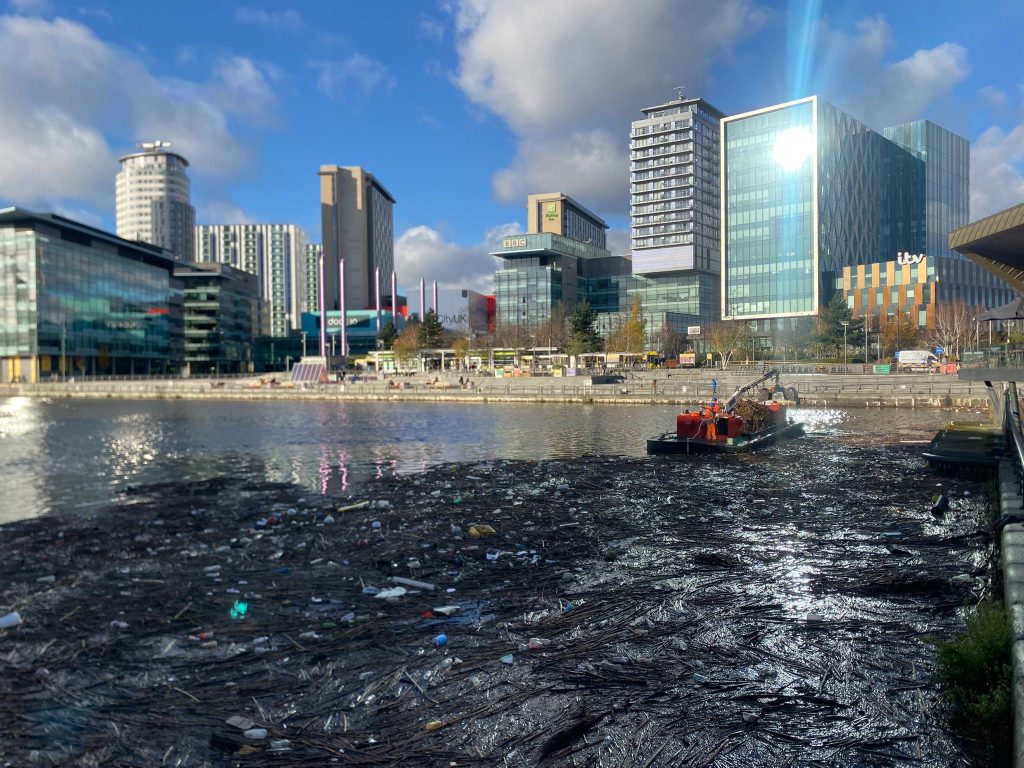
(711, 377, 718, 395)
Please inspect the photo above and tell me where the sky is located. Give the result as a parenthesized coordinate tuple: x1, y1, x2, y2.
(2, 0, 1024, 317)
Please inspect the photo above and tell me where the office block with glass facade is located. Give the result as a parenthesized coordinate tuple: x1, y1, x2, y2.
(175, 262, 267, 375)
(883, 120, 1013, 312)
(0, 208, 183, 382)
(720, 96, 1008, 346)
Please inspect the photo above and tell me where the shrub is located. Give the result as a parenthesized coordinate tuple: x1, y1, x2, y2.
(936, 601, 1012, 758)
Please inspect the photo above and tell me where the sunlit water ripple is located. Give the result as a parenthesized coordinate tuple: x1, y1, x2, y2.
(0, 397, 984, 522)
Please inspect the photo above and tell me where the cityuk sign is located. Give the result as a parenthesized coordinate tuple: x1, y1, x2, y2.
(896, 251, 926, 265)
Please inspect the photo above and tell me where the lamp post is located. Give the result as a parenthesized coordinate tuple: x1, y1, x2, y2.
(60, 318, 67, 383)
(301, 331, 307, 358)
(839, 321, 849, 366)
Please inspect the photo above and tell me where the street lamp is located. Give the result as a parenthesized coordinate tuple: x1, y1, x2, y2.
(301, 331, 307, 358)
(839, 321, 849, 366)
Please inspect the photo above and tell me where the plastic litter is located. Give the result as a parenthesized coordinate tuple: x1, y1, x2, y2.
(425, 720, 444, 731)
(269, 739, 291, 751)
(499, 654, 514, 664)
(110, 620, 129, 630)
(243, 727, 268, 740)
(467, 524, 496, 538)
(226, 715, 254, 731)
(373, 586, 407, 600)
(391, 576, 436, 591)
(433, 605, 461, 616)
(0, 611, 23, 629)
(434, 634, 448, 647)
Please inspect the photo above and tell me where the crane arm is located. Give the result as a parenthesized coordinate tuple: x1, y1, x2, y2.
(724, 369, 779, 413)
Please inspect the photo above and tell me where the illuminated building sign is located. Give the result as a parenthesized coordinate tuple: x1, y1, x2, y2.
(896, 251, 926, 265)
(503, 238, 527, 248)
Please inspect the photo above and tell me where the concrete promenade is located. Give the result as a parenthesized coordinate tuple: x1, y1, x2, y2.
(0, 367, 995, 409)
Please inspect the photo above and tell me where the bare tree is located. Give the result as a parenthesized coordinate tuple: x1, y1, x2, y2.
(531, 302, 569, 350)
(929, 300, 973, 360)
(706, 321, 751, 369)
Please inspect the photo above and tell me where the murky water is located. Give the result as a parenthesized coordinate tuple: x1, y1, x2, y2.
(0, 397, 984, 522)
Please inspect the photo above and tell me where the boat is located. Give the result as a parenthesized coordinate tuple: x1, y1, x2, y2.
(646, 369, 805, 455)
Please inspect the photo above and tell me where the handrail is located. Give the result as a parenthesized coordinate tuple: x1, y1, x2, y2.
(1005, 386, 1024, 499)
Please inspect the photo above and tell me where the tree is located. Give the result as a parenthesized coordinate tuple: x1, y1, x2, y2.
(656, 327, 687, 361)
(811, 294, 864, 360)
(377, 318, 397, 350)
(532, 303, 569, 350)
(879, 310, 920, 359)
(392, 322, 422, 370)
(566, 298, 602, 357)
(418, 309, 444, 349)
(706, 321, 752, 370)
(929, 300, 973, 360)
(607, 294, 646, 354)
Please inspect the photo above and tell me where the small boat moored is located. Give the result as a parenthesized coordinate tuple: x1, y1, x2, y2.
(646, 369, 805, 455)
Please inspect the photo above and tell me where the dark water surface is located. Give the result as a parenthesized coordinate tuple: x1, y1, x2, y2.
(0, 397, 982, 522)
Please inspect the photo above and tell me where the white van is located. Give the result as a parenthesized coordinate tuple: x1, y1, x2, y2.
(896, 349, 940, 372)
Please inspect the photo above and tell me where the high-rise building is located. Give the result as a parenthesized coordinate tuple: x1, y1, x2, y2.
(318, 166, 395, 312)
(527, 193, 608, 248)
(882, 120, 1009, 310)
(630, 95, 725, 276)
(194, 224, 307, 338)
(116, 140, 195, 261)
(720, 96, 1011, 345)
(302, 243, 323, 314)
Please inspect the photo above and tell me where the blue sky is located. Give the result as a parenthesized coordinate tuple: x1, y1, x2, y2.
(2, 0, 1024, 312)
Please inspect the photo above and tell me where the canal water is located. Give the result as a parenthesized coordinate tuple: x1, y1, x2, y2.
(0, 397, 983, 523)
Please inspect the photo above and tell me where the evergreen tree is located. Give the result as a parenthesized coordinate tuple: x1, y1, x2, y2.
(566, 298, 602, 356)
(377, 319, 397, 350)
(419, 309, 444, 348)
(812, 294, 865, 359)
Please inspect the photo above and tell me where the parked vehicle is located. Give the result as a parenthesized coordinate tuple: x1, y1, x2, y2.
(896, 349, 940, 372)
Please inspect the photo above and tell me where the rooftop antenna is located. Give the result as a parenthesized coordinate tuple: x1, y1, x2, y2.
(674, 86, 685, 101)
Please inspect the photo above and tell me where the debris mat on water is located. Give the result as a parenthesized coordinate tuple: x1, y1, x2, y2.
(0, 439, 996, 766)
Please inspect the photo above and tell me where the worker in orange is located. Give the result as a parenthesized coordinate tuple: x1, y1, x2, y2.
(704, 396, 719, 439)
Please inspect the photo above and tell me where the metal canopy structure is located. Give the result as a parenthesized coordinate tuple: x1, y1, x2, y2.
(978, 296, 1024, 321)
(949, 201, 1024, 294)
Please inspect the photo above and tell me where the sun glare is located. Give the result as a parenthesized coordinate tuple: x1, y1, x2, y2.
(772, 126, 813, 171)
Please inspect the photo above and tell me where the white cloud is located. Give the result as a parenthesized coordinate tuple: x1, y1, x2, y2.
(196, 199, 259, 225)
(10, 0, 49, 15)
(492, 130, 625, 212)
(979, 85, 1009, 112)
(419, 15, 445, 42)
(234, 6, 302, 31)
(814, 16, 969, 127)
(449, 0, 765, 216)
(394, 222, 519, 295)
(605, 227, 629, 257)
(0, 15, 280, 215)
(76, 6, 111, 22)
(970, 124, 1024, 219)
(312, 54, 396, 100)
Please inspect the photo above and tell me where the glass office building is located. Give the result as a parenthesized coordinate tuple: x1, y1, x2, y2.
(175, 262, 267, 374)
(723, 98, 1013, 345)
(0, 208, 182, 382)
(883, 120, 1013, 312)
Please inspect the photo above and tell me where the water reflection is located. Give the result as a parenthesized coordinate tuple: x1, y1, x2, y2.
(0, 398, 974, 523)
